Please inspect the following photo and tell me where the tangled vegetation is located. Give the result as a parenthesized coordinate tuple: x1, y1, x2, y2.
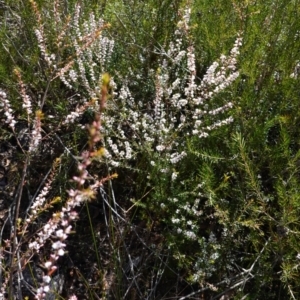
(0, 0, 300, 299)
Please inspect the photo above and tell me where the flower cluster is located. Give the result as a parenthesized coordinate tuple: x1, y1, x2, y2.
(25, 158, 60, 225)
(0, 88, 16, 130)
(31, 132, 96, 299)
(33, 213, 73, 299)
(30, 0, 56, 68)
(198, 36, 242, 99)
(33, 152, 118, 299)
(99, 5, 242, 172)
(58, 4, 114, 100)
(29, 110, 43, 153)
(14, 68, 32, 121)
(31, 72, 112, 299)
(290, 61, 300, 78)
(191, 233, 222, 282)
(63, 99, 95, 125)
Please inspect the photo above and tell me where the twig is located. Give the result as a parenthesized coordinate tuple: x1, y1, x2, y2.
(8, 155, 29, 299)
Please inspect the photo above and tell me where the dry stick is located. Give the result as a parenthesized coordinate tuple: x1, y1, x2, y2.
(115, 220, 145, 299)
(288, 284, 296, 300)
(40, 76, 52, 111)
(210, 279, 250, 300)
(8, 154, 29, 299)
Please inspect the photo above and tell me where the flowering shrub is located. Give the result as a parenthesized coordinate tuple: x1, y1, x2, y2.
(99, 8, 242, 282)
(0, 0, 244, 297)
(1, 0, 300, 299)
(0, 1, 116, 298)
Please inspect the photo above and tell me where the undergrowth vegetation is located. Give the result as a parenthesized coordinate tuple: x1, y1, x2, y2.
(1, 0, 300, 299)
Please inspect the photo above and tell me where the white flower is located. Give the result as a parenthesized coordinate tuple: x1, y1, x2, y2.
(185, 231, 197, 240)
(178, 99, 188, 107)
(43, 276, 51, 283)
(56, 229, 67, 240)
(57, 248, 65, 256)
(29, 241, 40, 250)
(44, 261, 52, 268)
(171, 172, 178, 181)
(156, 145, 165, 152)
(52, 241, 66, 250)
(171, 218, 180, 224)
(43, 286, 50, 292)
